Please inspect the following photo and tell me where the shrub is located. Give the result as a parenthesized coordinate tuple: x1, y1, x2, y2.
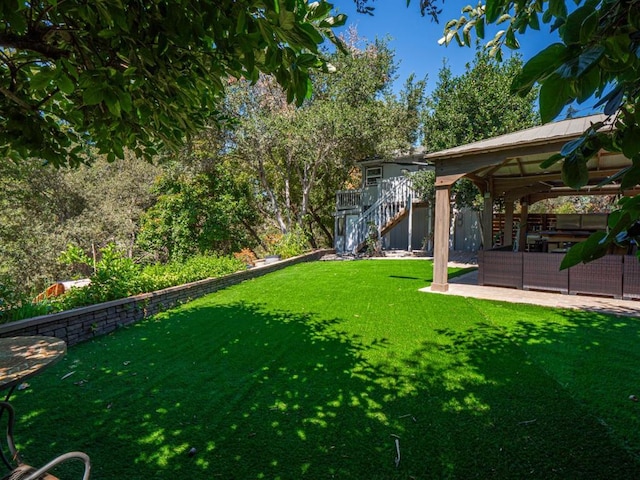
(52, 244, 150, 311)
(233, 248, 257, 266)
(5, 244, 246, 319)
(0, 277, 53, 324)
(269, 227, 309, 259)
(141, 254, 245, 291)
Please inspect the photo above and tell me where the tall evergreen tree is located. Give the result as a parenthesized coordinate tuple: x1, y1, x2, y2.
(423, 50, 538, 153)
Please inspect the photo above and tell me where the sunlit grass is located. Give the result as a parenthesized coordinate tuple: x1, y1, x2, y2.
(9, 260, 640, 479)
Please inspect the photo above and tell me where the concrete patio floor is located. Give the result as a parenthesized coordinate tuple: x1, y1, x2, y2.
(422, 267, 640, 319)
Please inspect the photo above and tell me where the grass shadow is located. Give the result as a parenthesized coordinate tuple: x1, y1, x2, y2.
(8, 260, 640, 479)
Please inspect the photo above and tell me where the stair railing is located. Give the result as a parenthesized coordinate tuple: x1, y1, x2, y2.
(350, 176, 415, 252)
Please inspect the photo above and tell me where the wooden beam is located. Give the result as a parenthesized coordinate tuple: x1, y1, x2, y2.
(482, 194, 493, 250)
(431, 185, 451, 292)
(518, 201, 528, 252)
(492, 168, 622, 191)
(504, 201, 514, 247)
(435, 141, 570, 177)
(435, 172, 466, 187)
(504, 183, 553, 202)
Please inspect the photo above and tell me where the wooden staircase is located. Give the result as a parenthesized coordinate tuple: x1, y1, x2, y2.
(349, 176, 418, 253)
(355, 207, 410, 252)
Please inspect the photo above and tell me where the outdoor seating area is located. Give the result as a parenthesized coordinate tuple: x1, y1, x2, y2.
(478, 250, 640, 299)
(427, 115, 640, 296)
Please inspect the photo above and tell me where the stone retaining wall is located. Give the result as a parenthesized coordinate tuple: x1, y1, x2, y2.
(0, 250, 333, 346)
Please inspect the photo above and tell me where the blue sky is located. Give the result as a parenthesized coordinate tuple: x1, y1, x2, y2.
(331, 0, 548, 88)
(330, 0, 597, 117)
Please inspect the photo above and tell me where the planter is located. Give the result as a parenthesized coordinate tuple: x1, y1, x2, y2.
(264, 255, 282, 265)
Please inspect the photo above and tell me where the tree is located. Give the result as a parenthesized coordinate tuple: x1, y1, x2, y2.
(0, 154, 161, 295)
(423, 50, 538, 152)
(439, 0, 640, 265)
(0, 0, 345, 166)
(223, 35, 425, 245)
(136, 137, 261, 262)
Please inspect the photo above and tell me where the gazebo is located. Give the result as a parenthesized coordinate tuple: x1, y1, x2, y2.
(424, 114, 639, 298)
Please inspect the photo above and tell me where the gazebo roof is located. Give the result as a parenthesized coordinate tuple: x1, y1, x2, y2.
(424, 114, 607, 161)
(425, 114, 635, 203)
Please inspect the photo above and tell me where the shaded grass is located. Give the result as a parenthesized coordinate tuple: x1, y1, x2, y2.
(8, 260, 640, 479)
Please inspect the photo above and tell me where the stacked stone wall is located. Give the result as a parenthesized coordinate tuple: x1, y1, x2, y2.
(0, 250, 333, 346)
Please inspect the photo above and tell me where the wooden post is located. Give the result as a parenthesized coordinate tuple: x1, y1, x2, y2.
(518, 200, 529, 252)
(407, 194, 413, 252)
(431, 185, 451, 292)
(482, 194, 493, 250)
(504, 201, 514, 247)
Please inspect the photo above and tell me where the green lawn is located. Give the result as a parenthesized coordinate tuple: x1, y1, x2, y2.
(9, 260, 640, 479)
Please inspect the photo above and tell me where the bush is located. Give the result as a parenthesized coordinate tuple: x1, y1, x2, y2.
(0, 277, 53, 324)
(4, 244, 246, 319)
(141, 254, 245, 290)
(52, 244, 150, 311)
(269, 227, 310, 259)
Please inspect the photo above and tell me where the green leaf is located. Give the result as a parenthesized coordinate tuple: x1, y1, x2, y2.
(511, 43, 567, 94)
(580, 11, 598, 43)
(621, 162, 640, 189)
(279, 10, 295, 30)
(505, 28, 520, 49)
(556, 45, 605, 79)
(103, 90, 121, 117)
(485, 0, 502, 23)
(529, 11, 540, 30)
(236, 10, 246, 33)
(475, 17, 485, 39)
(540, 153, 563, 169)
(117, 90, 132, 113)
(549, 0, 568, 19)
(561, 153, 589, 188)
(560, 231, 608, 269)
(562, 5, 593, 44)
(560, 241, 584, 269)
(539, 74, 570, 122)
(57, 74, 75, 94)
(622, 126, 640, 159)
(83, 87, 104, 106)
(30, 71, 54, 90)
(574, 66, 600, 103)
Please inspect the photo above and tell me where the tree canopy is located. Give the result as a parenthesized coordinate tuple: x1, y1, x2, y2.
(423, 50, 538, 153)
(0, 0, 345, 167)
(222, 35, 425, 243)
(439, 0, 640, 264)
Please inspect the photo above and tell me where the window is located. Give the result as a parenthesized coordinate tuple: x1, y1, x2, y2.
(365, 167, 382, 186)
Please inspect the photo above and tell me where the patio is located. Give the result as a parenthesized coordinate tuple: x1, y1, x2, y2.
(426, 115, 640, 295)
(427, 267, 640, 318)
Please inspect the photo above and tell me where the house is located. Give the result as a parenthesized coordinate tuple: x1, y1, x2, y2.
(334, 149, 434, 254)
